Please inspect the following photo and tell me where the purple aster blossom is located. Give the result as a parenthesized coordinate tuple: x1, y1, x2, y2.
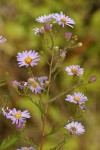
(17, 50, 40, 67)
(36, 14, 53, 23)
(7, 108, 30, 125)
(65, 65, 84, 76)
(28, 76, 47, 94)
(2, 107, 12, 118)
(17, 146, 35, 150)
(0, 36, 6, 43)
(65, 121, 85, 135)
(53, 12, 75, 28)
(65, 92, 88, 104)
(33, 27, 45, 35)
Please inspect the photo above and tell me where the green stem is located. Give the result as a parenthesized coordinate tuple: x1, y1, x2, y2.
(40, 33, 55, 150)
(49, 82, 88, 103)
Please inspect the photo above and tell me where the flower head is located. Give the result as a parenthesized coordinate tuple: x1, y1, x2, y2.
(7, 108, 30, 125)
(65, 92, 88, 104)
(65, 121, 85, 135)
(28, 76, 47, 94)
(0, 36, 6, 43)
(36, 14, 53, 23)
(17, 50, 40, 67)
(65, 65, 84, 76)
(53, 12, 75, 28)
(17, 146, 35, 150)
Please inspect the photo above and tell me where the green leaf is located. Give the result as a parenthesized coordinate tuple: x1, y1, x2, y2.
(0, 132, 20, 150)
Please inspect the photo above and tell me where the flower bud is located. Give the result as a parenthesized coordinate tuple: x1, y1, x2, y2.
(78, 42, 82, 47)
(54, 46, 59, 52)
(45, 80, 49, 86)
(64, 32, 72, 39)
(44, 23, 52, 32)
(59, 50, 67, 58)
(89, 75, 96, 83)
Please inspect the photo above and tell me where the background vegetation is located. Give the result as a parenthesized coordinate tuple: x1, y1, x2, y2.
(0, 0, 100, 149)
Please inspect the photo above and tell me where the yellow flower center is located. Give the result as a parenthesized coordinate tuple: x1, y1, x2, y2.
(32, 81, 39, 88)
(71, 68, 78, 74)
(25, 57, 32, 64)
(61, 18, 67, 24)
(71, 126, 77, 131)
(74, 96, 80, 102)
(14, 113, 22, 119)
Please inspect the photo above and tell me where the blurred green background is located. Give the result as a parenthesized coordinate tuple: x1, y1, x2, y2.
(0, 0, 100, 150)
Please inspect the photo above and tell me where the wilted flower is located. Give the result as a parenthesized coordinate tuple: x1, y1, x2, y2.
(2, 107, 12, 117)
(53, 12, 75, 28)
(65, 121, 85, 135)
(17, 146, 35, 150)
(17, 50, 40, 67)
(28, 76, 47, 94)
(65, 92, 88, 104)
(65, 65, 84, 76)
(12, 81, 28, 89)
(0, 36, 6, 43)
(12, 80, 20, 88)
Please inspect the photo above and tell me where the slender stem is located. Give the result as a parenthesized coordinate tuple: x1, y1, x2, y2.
(40, 34, 55, 150)
(49, 82, 88, 103)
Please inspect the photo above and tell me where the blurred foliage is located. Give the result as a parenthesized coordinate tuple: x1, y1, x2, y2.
(0, 0, 100, 150)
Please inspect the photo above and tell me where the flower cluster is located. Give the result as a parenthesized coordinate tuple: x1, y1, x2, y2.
(2, 107, 30, 129)
(33, 12, 75, 34)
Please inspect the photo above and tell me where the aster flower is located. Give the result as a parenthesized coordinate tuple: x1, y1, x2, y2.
(17, 50, 40, 67)
(65, 65, 84, 76)
(53, 12, 75, 28)
(17, 146, 35, 150)
(65, 92, 88, 104)
(33, 27, 45, 35)
(65, 121, 85, 135)
(0, 36, 6, 43)
(28, 76, 47, 94)
(7, 108, 30, 125)
(36, 14, 53, 23)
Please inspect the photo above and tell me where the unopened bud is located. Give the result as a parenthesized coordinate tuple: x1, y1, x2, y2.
(59, 50, 67, 58)
(64, 32, 72, 39)
(89, 75, 96, 83)
(44, 23, 52, 32)
(45, 81, 49, 86)
(78, 42, 82, 47)
(54, 46, 59, 52)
